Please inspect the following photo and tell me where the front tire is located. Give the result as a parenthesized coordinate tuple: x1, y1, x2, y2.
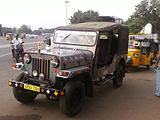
(11, 49, 15, 58)
(60, 80, 85, 117)
(13, 73, 38, 104)
(15, 51, 19, 63)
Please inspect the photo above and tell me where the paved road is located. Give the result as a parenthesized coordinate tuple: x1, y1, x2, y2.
(0, 37, 160, 120)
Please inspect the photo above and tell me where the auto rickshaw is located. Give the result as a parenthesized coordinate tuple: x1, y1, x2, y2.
(127, 35, 154, 69)
(5, 33, 13, 40)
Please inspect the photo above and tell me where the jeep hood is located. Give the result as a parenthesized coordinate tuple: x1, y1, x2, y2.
(26, 48, 93, 69)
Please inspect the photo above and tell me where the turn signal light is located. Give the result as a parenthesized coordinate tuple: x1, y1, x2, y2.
(38, 42, 42, 47)
(62, 72, 67, 76)
(41, 88, 44, 93)
(13, 64, 16, 68)
(54, 69, 57, 73)
(60, 91, 64, 96)
(60, 72, 68, 76)
(54, 91, 58, 96)
(19, 84, 23, 88)
(8, 81, 12, 86)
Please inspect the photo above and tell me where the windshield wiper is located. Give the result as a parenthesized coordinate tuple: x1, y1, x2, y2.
(62, 34, 71, 41)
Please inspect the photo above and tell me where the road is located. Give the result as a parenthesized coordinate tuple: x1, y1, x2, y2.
(0, 37, 160, 120)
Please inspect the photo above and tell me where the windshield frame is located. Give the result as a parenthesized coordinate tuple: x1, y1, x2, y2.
(53, 29, 98, 47)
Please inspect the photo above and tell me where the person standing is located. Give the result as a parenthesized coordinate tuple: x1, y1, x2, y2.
(154, 54, 160, 96)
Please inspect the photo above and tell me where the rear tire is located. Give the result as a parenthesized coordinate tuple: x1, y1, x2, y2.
(113, 64, 124, 88)
(60, 80, 85, 117)
(13, 73, 38, 104)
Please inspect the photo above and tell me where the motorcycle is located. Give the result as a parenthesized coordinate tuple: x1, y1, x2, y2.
(10, 42, 24, 63)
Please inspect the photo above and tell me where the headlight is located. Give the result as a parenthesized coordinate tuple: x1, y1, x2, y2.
(33, 70, 38, 77)
(24, 54, 31, 64)
(51, 56, 59, 68)
(133, 53, 139, 58)
(39, 73, 44, 80)
(127, 56, 131, 60)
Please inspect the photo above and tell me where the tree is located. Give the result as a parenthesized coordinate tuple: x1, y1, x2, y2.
(149, 0, 160, 33)
(125, 0, 160, 35)
(0, 24, 2, 36)
(33, 30, 41, 35)
(70, 10, 99, 24)
(18, 24, 32, 34)
(32, 28, 54, 35)
(42, 28, 54, 33)
(2, 27, 14, 34)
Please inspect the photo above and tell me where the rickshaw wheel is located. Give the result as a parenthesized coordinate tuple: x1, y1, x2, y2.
(146, 65, 150, 70)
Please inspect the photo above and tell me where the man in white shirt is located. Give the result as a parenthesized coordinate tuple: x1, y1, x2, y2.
(12, 34, 22, 45)
(11, 34, 23, 58)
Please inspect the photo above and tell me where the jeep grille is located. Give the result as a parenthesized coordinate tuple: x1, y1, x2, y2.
(32, 58, 50, 79)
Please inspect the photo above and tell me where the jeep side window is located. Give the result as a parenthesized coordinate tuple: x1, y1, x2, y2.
(109, 31, 118, 63)
(97, 30, 119, 67)
(97, 32, 111, 67)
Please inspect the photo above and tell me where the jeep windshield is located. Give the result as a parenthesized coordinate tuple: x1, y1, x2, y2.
(53, 30, 97, 46)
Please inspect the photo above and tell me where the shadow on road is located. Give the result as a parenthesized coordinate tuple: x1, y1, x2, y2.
(127, 66, 155, 73)
(0, 114, 42, 120)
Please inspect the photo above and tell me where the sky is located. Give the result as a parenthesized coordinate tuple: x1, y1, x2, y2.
(0, 0, 142, 30)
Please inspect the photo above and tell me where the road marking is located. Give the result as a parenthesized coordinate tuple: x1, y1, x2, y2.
(0, 42, 38, 49)
(0, 53, 11, 58)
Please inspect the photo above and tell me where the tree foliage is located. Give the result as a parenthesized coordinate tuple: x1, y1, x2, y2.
(0, 23, 55, 36)
(17, 25, 32, 34)
(70, 10, 99, 24)
(125, 0, 160, 35)
(33, 28, 54, 35)
(2, 27, 16, 34)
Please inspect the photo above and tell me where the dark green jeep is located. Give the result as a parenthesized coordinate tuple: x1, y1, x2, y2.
(9, 17, 129, 116)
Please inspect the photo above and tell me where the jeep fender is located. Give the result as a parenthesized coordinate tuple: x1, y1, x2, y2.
(113, 55, 126, 77)
(113, 55, 126, 68)
(56, 66, 93, 97)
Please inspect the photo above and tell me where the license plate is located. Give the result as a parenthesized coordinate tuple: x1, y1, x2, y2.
(24, 84, 40, 92)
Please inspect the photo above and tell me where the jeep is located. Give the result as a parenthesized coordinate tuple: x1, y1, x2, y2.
(9, 16, 129, 116)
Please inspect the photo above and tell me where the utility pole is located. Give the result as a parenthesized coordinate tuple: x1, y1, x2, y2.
(65, 1, 69, 25)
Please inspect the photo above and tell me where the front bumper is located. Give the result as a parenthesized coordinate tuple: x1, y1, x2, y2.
(8, 80, 65, 97)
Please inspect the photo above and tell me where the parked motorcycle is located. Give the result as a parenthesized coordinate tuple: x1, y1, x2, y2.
(10, 42, 24, 63)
